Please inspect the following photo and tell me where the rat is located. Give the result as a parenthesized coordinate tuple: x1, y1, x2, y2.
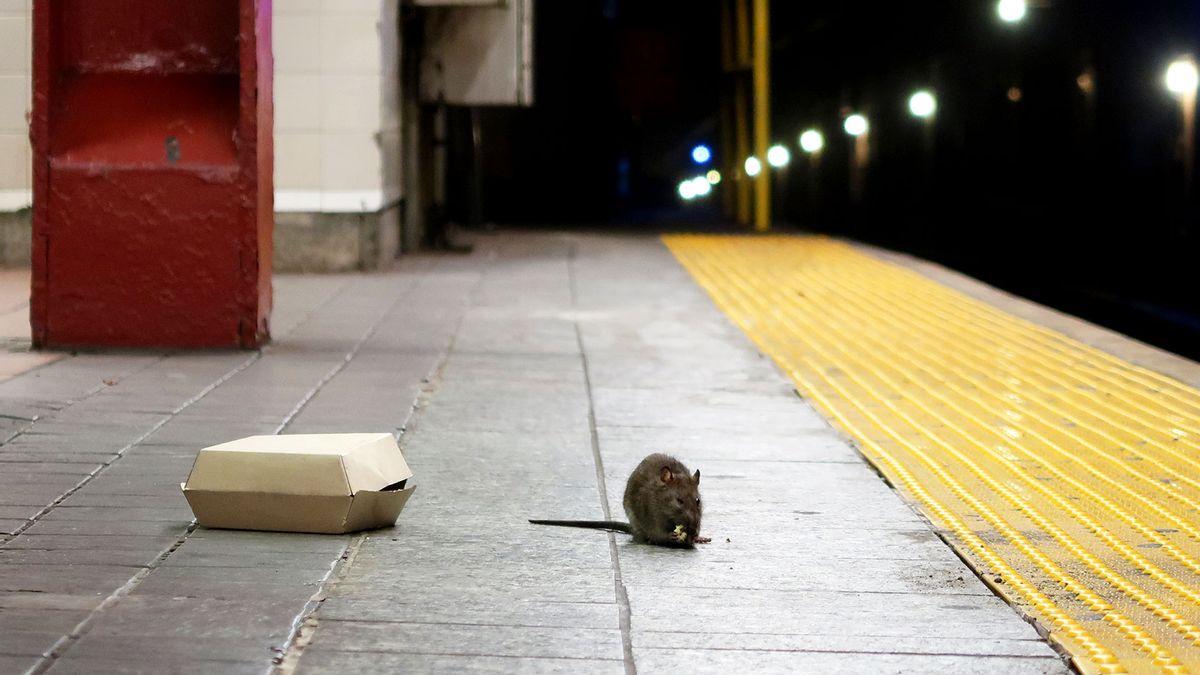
(529, 453, 711, 547)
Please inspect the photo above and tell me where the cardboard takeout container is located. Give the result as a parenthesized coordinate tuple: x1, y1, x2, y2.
(181, 433, 415, 534)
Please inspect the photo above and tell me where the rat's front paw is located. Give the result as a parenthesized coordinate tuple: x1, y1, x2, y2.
(694, 536, 712, 544)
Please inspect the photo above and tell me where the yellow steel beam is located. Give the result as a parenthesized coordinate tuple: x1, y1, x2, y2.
(731, 0, 752, 226)
(752, 0, 770, 231)
(719, 0, 736, 219)
(734, 78, 751, 226)
(735, 0, 750, 68)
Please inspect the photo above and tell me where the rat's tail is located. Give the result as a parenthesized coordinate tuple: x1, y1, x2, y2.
(528, 519, 632, 534)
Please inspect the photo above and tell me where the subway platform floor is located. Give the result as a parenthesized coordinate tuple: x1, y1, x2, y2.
(5, 231, 1194, 674)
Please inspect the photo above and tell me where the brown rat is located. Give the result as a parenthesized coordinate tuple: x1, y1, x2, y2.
(530, 453, 710, 547)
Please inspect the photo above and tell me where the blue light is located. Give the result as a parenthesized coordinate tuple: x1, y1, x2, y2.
(691, 145, 712, 164)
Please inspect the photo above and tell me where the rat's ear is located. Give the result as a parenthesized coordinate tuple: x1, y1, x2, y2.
(694, 469, 700, 485)
(659, 466, 674, 484)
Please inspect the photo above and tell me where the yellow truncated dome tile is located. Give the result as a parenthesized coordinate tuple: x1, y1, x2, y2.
(181, 433, 415, 534)
(665, 234, 1200, 675)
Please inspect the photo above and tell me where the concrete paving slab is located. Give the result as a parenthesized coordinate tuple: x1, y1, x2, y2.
(61, 634, 285, 666)
(129, 577, 318, 605)
(415, 397, 591, 435)
(592, 387, 828, 433)
(158, 550, 338, 571)
(0, 656, 39, 672)
(0, 564, 137, 594)
(0, 592, 103, 611)
(0, 506, 40, 520)
(0, 464, 96, 478)
(56, 492, 189, 510)
(307, 620, 625, 661)
(41, 507, 193, 522)
(0, 607, 88, 633)
(594, 425, 859, 464)
(314, 597, 620, 629)
(0, 471, 84, 486)
(0, 549, 156, 567)
(629, 631, 1057, 658)
(83, 596, 304, 642)
(633, 649, 1065, 673)
(183, 530, 352, 554)
(46, 656, 266, 675)
(328, 580, 620, 606)
(0, 535, 179, 552)
(7, 434, 138, 455)
(0, 519, 27, 535)
(623, 585, 1045, 640)
(294, 651, 624, 675)
(0, 631, 61, 657)
(0, 452, 120, 465)
(612, 545, 988, 596)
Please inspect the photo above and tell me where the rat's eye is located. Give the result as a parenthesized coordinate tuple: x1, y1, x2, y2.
(696, 498, 701, 506)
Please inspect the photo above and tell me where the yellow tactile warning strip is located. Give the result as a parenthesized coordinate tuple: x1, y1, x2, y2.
(664, 234, 1200, 675)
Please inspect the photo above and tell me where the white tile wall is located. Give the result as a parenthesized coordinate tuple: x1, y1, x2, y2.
(321, 75, 381, 132)
(0, 1, 403, 213)
(0, 1, 30, 204)
(274, 15, 323, 74)
(320, 132, 383, 191)
(275, 74, 322, 132)
(0, 134, 28, 189)
(275, 132, 322, 190)
(275, 1, 403, 212)
(0, 16, 28, 77)
(0, 75, 28, 132)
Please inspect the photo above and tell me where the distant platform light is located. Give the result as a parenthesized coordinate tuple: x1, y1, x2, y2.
(844, 114, 869, 137)
(799, 129, 825, 153)
(997, 0, 1026, 23)
(767, 145, 791, 168)
(909, 90, 937, 118)
(1076, 69, 1095, 95)
(706, 170, 722, 184)
(1006, 86, 1023, 103)
(691, 176, 712, 197)
(678, 180, 698, 200)
(1166, 58, 1199, 96)
(691, 145, 712, 164)
(745, 156, 762, 177)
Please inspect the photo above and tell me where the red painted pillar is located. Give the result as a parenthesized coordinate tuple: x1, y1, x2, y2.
(31, 0, 273, 349)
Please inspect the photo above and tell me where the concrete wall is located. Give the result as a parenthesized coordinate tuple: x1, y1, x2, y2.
(0, 1, 403, 271)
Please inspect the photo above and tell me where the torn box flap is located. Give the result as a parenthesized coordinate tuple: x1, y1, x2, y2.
(342, 485, 417, 532)
(340, 434, 412, 492)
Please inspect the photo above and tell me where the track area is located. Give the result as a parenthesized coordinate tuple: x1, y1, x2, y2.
(665, 234, 1200, 675)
